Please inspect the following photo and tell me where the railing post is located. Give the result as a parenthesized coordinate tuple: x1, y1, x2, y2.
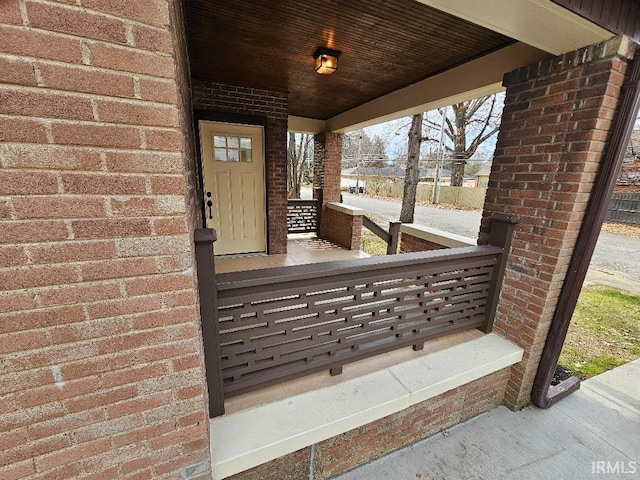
(315, 187, 323, 234)
(194, 228, 225, 417)
(387, 221, 401, 255)
(481, 216, 518, 333)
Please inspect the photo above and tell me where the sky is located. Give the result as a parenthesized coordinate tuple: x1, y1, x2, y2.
(348, 92, 640, 163)
(363, 119, 499, 159)
(354, 93, 505, 161)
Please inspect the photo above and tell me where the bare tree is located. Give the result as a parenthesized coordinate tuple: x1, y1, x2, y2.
(399, 114, 422, 223)
(287, 132, 312, 198)
(423, 95, 501, 186)
(398, 94, 502, 220)
(343, 130, 388, 168)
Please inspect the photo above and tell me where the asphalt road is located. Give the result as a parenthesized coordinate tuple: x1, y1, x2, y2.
(340, 192, 640, 292)
(342, 193, 481, 237)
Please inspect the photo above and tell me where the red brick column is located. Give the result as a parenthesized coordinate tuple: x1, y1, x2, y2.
(322, 205, 363, 250)
(0, 1, 210, 478)
(480, 36, 635, 409)
(314, 132, 343, 239)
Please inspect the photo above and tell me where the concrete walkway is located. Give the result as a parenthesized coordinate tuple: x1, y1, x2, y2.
(335, 359, 640, 480)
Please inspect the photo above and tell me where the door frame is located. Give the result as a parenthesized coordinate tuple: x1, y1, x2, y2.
(193, 110, 270, 253)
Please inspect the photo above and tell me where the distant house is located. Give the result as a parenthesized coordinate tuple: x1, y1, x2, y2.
(625, 129, 640, 159)
(475, 162, 493, 188)
(341, 165, 452, 189)
(615, 158, 640, 192)
(615, 130, 640, 192)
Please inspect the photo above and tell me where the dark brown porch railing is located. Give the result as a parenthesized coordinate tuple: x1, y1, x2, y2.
(362, 215, 401, 254)
(195, 217, 516, 416)
(287, 199, 320, 233)
(287, 189, 323, 233)
(217, 248, 499, 396)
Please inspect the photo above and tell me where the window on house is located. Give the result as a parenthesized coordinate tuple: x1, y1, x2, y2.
(213, 135, 253, 162)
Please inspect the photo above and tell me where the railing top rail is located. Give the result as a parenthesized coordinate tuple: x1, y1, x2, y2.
(287, 199, 319, 205)
(216, 245, 502, 292)
(362, 215, 391, 244)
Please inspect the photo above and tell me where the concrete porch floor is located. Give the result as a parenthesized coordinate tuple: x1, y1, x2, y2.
(214, 233, 369, 274)
(335, 358, 640, 480)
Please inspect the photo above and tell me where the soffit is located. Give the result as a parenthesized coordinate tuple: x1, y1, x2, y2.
(184, 0, 513, 120)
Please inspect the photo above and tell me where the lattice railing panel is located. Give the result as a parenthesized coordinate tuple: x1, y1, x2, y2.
(215, 248, 502, 395)
(287, 199, 319, 233)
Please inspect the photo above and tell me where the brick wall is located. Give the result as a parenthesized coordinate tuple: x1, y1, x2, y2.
(227, 368, 510, 480)
(312, 142, 324, 195)
(399, 233, 447, 253)
(192, 80, 288, 255)
(0, 1, 210, 479)
(313, 132, 342, 205)
(479, 36, 635, 409)
(315, 131, 344, 243)
(321, 208, 363, 250)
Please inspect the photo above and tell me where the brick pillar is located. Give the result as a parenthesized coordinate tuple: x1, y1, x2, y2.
(314, 132, 343, 238)
(322, 206, 363, 250)
(313, 141, 324, 198)
(0, 0, 211, 478)
(480, 36, 635, 410)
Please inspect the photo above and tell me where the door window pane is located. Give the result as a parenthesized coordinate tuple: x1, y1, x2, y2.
(213, 134, 253, 162)
(240, 137, 252, 162)
(215, 148, 227, 161)
(240, 150, 252, 162)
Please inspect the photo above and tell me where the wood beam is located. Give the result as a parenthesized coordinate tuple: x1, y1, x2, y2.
(326, 42, 550, 133)
(288, 116, 326, 134)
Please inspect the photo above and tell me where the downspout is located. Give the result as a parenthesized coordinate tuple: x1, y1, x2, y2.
(532, 40, 640, 408)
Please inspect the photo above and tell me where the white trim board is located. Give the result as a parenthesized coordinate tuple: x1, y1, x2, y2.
(400, 223, 476, 248)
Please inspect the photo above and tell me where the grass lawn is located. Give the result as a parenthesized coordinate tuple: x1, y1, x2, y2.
(559, 285, 640, 379)
(361, 229, 388, 256)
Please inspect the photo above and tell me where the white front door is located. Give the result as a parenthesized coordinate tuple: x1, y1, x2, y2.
(198, 121, 266, 255)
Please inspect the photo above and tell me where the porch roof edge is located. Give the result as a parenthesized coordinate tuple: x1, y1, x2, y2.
(325, 43, 548, 133)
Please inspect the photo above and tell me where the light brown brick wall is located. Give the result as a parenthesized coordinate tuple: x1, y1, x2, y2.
(479, 36, 635, 409)
(227, 447, 312, 480)
(228, 368, 510, 480)
(0, 1, 210, 478)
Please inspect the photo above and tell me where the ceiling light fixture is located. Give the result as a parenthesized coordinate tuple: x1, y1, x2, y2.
(313, 47, 341, 74)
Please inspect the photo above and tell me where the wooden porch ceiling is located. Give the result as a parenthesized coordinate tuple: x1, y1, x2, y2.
(184, 0, 514, 120)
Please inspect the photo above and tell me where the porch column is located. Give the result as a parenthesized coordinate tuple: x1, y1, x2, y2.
(480, 36, 636, 410)
(314, 131, 343, 238)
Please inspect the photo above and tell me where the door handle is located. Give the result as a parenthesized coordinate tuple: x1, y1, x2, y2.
(206, 191, 213, 219)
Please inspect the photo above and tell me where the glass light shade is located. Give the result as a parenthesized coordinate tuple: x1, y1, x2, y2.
(313, 47, 340, 75)
(315, 54, 337, 74)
